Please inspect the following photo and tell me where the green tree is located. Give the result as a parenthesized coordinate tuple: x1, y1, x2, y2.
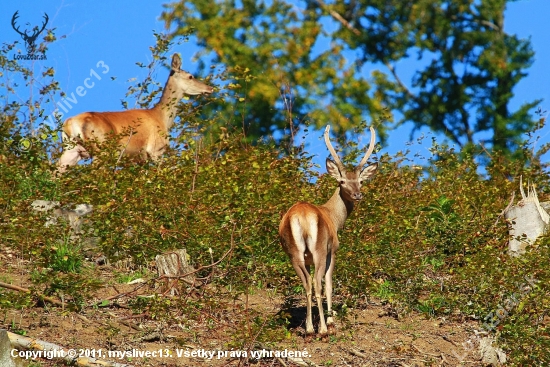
(161, 0, 388, 146)
(162, 0, 538, 154)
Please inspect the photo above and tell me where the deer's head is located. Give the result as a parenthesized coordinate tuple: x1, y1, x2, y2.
(169, 54, 213, 96)
(324, 125, 378, 202)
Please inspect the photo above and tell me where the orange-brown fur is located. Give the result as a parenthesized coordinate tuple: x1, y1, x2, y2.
(279, 202, 337, 266)
(56, 54, 212, 173)
(63, 109, 165, 158)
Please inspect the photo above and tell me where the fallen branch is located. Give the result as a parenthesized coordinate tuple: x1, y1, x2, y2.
(440, 333, 460, 348)
(0, 281, 64, 307)
(348, 348, 367, 358)
(132, 331, 162, 343)
(7, 330, 133, 367)
(106, 311, 142, 332)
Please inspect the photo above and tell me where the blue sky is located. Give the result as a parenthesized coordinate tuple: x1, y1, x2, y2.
(1, 0, 549, 169)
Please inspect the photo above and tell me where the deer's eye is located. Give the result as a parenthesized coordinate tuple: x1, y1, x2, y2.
(339, 180, 345, 185)
(188, 75, 194, 79)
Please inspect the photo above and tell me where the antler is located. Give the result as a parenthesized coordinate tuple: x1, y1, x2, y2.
(324, 125, 377, 172)
(11, 10, 50, 40)
(34, 13, 49, 38)
(356, 126, 376, 171)
(11, 11, 25, 37)
(324, 125, 345, 172)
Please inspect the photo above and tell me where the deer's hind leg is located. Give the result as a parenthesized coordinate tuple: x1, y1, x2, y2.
(325, 248, 336, 334)
(312, 246, 329, 336)
(291, 260, 314, 335)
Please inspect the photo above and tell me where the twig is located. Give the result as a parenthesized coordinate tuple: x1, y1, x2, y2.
(119, 312, 149, 320)
(203, 222, 236, 284)
(316, 0, 360, 36)
(163, 242, 234, 281)
(0, 281, 30, 293)
(348, 348, 367, 358)
(440, 334, 460, 348)
(132, 331, 162, 343)
(479, 141, 493, 159)
(191, 137, 201, 193)
(75, 314, 92, 324)
(412, 344, 443, 358)
(106, 311, 142, 331)
(494, 191, 515, 228)
(440, 353, 449, 366)
(102, 281, 150, 302)
(384, 61, 416, 99)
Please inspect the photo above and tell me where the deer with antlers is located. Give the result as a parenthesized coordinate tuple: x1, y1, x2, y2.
(57, 54, 213, 174)
(279, 125, 378, 336)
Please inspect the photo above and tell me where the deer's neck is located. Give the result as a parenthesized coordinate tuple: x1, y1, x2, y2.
(153, 73, 183, 131)
(321, 187, 355, 231)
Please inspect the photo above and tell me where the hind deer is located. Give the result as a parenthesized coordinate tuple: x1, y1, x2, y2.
(279, 125, 378, 336)
(57, 54, 213, 174)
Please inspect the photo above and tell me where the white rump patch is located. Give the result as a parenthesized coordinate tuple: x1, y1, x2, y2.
(290, 216, 306, 255)
(305, 213, 318, 249)
(289, 212, 319, 256)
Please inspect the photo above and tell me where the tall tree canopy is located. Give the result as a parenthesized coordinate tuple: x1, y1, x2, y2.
(162, 0, 538, 153)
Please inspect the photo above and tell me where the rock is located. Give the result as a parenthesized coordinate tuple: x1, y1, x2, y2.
(479, 337, 507, 365)
(0, 329, 17, 367)
(31, 200, 99, 249)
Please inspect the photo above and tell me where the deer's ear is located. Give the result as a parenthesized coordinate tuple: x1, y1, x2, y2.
(359, 163, 378, 180)
(171, 54, 182, 70)
(326, 158, 343, 180)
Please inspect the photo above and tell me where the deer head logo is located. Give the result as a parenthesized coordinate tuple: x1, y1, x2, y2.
(11, 11, 49, 54)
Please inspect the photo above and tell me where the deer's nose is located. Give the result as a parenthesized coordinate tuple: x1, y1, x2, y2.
(352, 192, 363, 201)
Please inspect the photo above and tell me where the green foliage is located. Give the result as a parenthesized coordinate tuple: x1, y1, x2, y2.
(375, 280, 396, 302)
(39, 240, 83, 273)
(162, 0, 389, 144)
(30, 268, 102, 311)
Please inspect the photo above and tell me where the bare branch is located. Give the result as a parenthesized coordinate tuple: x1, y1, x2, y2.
(316, 0, 361, 36)
(384, 62, 415, 99)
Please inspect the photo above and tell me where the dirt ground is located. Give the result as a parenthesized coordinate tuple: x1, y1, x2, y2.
(0, 247, 490, 367)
